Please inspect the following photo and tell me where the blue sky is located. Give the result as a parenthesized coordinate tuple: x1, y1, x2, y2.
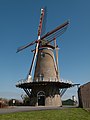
(0, 0, 90, 100)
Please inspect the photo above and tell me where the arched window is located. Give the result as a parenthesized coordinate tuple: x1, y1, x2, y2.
(37, 91, 45, 96)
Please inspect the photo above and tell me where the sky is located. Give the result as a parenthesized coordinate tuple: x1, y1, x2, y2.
(0, 0, 90, 101)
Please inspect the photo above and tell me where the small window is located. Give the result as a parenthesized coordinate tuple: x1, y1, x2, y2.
(38, 73, 44, 81)
(41, 52, 45, 58)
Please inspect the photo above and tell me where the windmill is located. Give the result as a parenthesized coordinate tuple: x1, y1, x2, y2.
(16, 8, 73, 106)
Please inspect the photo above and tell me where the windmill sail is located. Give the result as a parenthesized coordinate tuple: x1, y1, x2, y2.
(41, 7, 47, 37)
(17, 21, 69, 53)
(41, 21, 69, 43)
(28, 8, 45, 76)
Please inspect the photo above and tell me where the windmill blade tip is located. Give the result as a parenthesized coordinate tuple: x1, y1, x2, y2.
(16, 50, 19, 53)
(67, 19, 70, 24)
(16, 48, 20, 53)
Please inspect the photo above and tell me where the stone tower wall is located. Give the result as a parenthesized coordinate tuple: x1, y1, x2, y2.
(34, 48, 58, 82)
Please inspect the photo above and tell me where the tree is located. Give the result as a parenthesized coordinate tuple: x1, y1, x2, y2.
(23, 95, 30, 106)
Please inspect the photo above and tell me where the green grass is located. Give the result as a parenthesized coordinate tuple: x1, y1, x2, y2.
(0, 108, 90, 120)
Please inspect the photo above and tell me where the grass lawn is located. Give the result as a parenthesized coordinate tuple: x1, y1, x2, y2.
(0, 108, 90, 120)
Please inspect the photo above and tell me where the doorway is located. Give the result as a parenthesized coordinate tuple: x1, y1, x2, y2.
(37, 91, 45, 106)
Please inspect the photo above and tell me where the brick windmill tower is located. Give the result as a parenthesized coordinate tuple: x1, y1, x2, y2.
(16, 8, 72, 106)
